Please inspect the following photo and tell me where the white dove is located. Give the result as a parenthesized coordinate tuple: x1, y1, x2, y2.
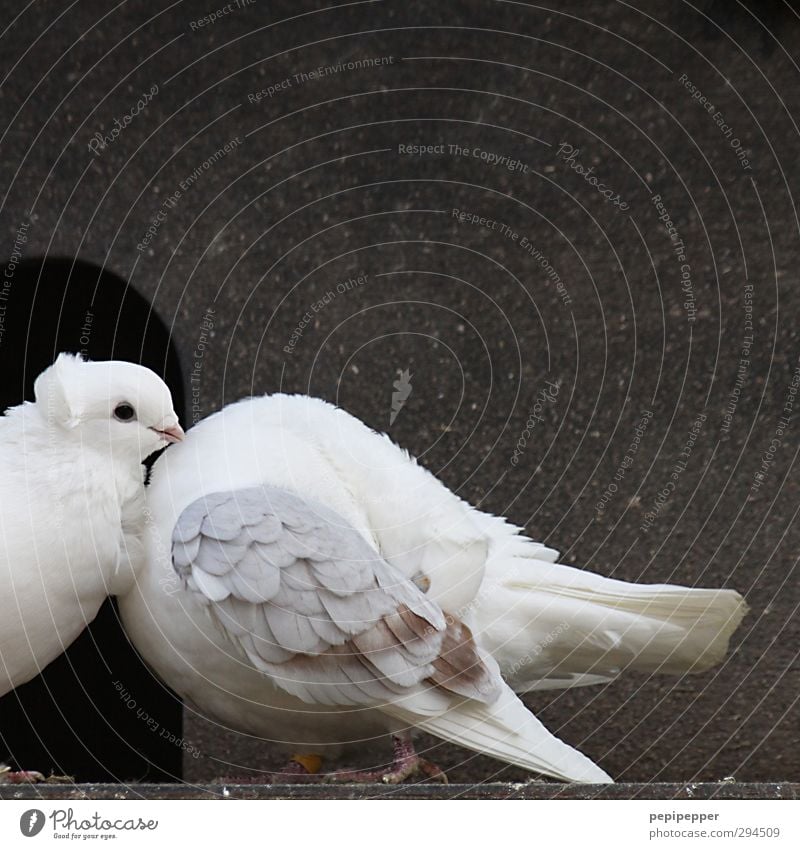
(0, 354, 183, 740)
(120, 393, 746, 784)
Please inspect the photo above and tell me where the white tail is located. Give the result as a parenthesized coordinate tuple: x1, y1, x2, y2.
(467, 520, 748, 693)
(388, 682, 613, 783)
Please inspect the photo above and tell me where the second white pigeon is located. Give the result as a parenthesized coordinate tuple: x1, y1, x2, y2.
(0, 353, 183, 704)
(120, 393, 746, 783)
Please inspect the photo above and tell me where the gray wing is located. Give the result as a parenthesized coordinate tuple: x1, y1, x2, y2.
(172, 486, 499, 709)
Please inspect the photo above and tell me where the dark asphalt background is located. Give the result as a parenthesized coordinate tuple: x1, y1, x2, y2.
(1, 0, 799, 787)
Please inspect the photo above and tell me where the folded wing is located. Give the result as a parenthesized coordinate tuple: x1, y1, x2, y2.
(171, 485, 612, 782)
(172, 485, 496, 712)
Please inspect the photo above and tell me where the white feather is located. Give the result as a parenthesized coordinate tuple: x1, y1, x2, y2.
(0, 354, 181, 695)
(120, 392, 745, 783)
(463, 516, 747, 692)
(387, 684, 612, 783)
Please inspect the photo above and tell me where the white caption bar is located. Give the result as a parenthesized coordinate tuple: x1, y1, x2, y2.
(2, 798, 798, 848)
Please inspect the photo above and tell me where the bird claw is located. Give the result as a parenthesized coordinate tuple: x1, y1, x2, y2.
(326, 756, 448, 785)
(324, 734, 448, 785)
(0, 765, 46, 784)
(44, 774, 74, 784)
(381, 757, 448, 785)
(412, 758, 449, 784)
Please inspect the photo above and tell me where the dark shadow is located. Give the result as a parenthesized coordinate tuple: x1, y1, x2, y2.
(700, 0, 800, 55)
(0, 257, 185, 782)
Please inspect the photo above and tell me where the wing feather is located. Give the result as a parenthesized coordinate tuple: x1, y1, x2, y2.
(172, 485, 500, 709)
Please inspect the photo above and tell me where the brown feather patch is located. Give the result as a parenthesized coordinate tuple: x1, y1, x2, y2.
(427, 619, 501, 704)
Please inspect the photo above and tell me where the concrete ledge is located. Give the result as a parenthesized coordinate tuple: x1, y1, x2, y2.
(0, 783, 797, 800)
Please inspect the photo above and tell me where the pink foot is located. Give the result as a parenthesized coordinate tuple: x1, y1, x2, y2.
(325, 735, 447, 785)
(216, 756, 324, 785)
(0, 767, 45, 784)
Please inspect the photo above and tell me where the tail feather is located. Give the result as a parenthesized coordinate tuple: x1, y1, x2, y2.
(388, 684, 612, 783)
(468, 524, 748, 693)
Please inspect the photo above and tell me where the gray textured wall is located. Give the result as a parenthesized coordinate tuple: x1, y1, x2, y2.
(1, 0, 798, 784)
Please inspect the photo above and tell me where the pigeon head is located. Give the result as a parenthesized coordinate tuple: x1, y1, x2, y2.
(33, 353, 184, 460)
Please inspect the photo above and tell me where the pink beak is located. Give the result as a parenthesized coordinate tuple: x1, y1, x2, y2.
(151, 423, 185, 444)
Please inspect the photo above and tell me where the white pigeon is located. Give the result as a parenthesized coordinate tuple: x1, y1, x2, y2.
(0, 353, 183, 712)
(120, 393, 746, 784)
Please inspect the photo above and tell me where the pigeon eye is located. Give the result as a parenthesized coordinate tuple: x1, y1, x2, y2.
(113, 403, 137, 422)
